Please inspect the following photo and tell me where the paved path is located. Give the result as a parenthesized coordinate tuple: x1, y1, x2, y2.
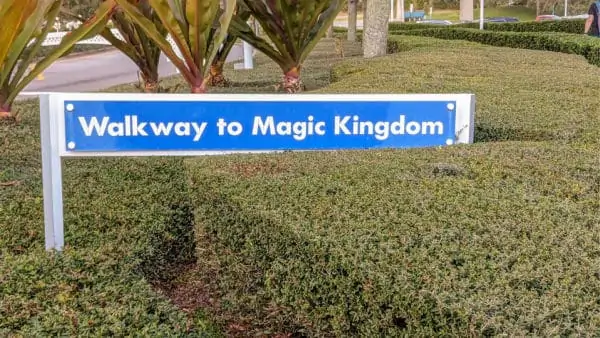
(21, 44, 244, 95)
(20, 20, 360, 96)
(334, 19, 364, 28)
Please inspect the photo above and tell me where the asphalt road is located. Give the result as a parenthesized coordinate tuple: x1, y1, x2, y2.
(21, 44, 244, 95)
(20, 20, 362, 96)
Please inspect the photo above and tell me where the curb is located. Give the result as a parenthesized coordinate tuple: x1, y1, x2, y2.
(60, 46, 117, 60)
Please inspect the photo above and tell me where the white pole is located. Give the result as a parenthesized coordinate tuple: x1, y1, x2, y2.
(564, 0, 567, 16)
(40, 94, 65, 252)
(391, 0, 395, 19)
(243, 18, 255, 69)
(479, 0, 484, 30)
(243, 41, 253, 69)
(242, 42, 253, 69)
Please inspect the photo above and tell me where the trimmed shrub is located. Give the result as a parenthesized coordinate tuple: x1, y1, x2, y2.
(326, 35, 600, 144)
(0, 100, 209, 335)
(391, 28, 600, 67)
(389, 18, 586, 34)
(183, 35, 600, 335)
(186, 141, 600, 336)
(186, 36, 600, 337)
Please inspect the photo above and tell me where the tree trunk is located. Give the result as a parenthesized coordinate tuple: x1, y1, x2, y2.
(536, 0, 540, 15)
(348, 0, 357, 41)
(0, 92, 11, 119)
(326, 24, 333, 38)
(363, 0, 368, 33)
(191, 78, 209, 93)
(210, 60, 229, 87)
(283, 66, 303, 93)
(138, 71, 160, 93)
(144, 75, 160, 93)
(363, 0, 390, 58)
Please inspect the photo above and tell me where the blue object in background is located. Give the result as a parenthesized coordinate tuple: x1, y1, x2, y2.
(63, 99, 458, 152)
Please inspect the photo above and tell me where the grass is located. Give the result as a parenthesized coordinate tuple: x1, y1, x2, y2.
(2, 30, 599, 336)
(429, 6, 537, 22)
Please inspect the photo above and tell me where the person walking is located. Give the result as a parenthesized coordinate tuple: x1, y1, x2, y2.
(584, 1, 600, 36)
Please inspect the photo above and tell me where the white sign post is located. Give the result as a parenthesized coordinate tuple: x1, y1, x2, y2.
(40, 94, 65, 250)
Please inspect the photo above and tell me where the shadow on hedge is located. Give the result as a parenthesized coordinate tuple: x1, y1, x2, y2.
(188, 188, 469, 337)
(473, 123, 556, 143)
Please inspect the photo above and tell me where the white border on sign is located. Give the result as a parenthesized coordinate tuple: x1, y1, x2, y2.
(40, 92, 476, 251)
(49, 92, 476, 157)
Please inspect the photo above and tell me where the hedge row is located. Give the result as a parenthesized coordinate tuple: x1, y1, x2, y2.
(391, 28, 600, 67)
(0, 100, 212, 336)
(184, 33, 600, 336)
(329, 34, 599, 144)
(389, 18, 585, 33)
(186, 141, 600, 336)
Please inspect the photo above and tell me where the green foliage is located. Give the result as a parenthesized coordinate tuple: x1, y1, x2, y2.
(229, 0, 344, 92)
(0, 0, 113, 114)
(61, 0, 100, 19)
(391, 28, 600, 68)
(388, 18, 586, 34)
(64, 0, 167, 93)
(114, 0, 236, 93)
(331, 34, 600, 144)
(181, 35, 600, 336)
(209, 2, 253, 87)
(186, 142, 600, 336)
(0, 99, 213, 335)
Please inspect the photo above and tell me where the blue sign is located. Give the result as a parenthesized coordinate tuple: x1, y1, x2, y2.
(62, 98, 459, 152)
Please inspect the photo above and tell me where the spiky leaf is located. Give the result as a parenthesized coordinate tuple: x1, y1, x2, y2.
(0, 0, 37, 67)
(204, 0, 236, 72)
(231, 0, 343, 74)
(8, 0, 118, 103)
(115, 0, 236, 92)
(114, 0, 195, 84)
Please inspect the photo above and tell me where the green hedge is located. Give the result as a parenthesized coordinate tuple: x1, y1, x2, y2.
(186, 141, 600, 336)
(328, 34, 600, 144)
(182, 34, 600, 336)
(0, 100, 214, 336)
(389, 18, 586, 34)
(391, 28, 600, 67)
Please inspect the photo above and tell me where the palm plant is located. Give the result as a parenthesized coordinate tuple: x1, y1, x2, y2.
(114, 0, 236, 93)
(208, 1, 251, 87)
(64, 0, 168, 93)
(0, 0, 114, 118)
(229, 0, 343, 93)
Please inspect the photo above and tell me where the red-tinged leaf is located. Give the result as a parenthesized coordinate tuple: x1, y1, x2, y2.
(0, 0, 37, 67)
(114, 0, 195, 83)
(147, 0, 196, 71)
(8, 0, 118, 103)
(204, 0, 236, 75)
